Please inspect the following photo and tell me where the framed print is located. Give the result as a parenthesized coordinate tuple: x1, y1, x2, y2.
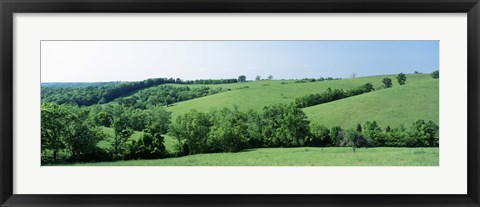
(1, 0, 479, 206)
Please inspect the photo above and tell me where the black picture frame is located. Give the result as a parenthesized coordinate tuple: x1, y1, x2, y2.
(1, 0, 479, 206)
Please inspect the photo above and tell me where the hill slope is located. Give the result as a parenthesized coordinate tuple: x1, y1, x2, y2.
(303, 79, 439, 128)
(165, 74, 432, 118)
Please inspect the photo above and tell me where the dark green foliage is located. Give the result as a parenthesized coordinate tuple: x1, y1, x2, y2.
(207, 107, 251, 152)
(41, 103, 109, 163)
(183, 78, 238, 84)
(329, 126, 343, 147)
(169, 104, 311, 155)
(112, 113, 134, 159)
(396, 73, 407, 85)
(408, 120, 439, 147)
(382, 77, 393, 88)
(308, 124, 331, 147)
(294, 83, 374, 108)
(362, 121, 384, 146)
(41, 78, 236, 106)
(169, 110, 212, 155)
(129, 124, 167, 159)
(94, 111, 113, 127)
(116, 85, 227, 109)
(238, 75, 247, 82)
(431, 70, 439, 79)
(41, 103, 70, 162)
(255, 75, 261, 81)
(356, 123, 362, 132)
(261, 104, 310, 147)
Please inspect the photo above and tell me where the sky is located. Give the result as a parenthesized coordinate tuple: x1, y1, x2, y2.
(41, 40, 439, 82)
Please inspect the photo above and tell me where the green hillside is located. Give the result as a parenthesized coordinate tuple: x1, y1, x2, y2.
(303, 79, 439, 128)
(69, 147, 439, 166)
(165, 74, 432, 118)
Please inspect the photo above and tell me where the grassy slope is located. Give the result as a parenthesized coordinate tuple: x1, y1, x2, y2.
(165, 74, 432, 118)
(69, 147, 439, 166)
(303, 79, 439, 128)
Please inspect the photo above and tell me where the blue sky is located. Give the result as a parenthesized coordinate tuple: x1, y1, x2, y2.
(41, 40, 439, 82)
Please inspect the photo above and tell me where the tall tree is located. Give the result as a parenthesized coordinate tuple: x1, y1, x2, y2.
(238, 75, 247, 82)
(268, 75, 273, 80)
(431, 70, 439, 79)
(396, 73, 407, 85)
(255, 75, 261, 81)
(41, 103, 71, 162)
(382, 77, 393, 88)
(112, 114, 134, 159)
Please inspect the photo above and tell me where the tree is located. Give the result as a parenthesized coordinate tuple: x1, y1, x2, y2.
(382, 77, 393, 88)
(41, 102, 71, 162)
(175, 78, 182, 84)
(309, 124, 330, 147)
(409, 120, 439, 147)
(238, 75, 247, 82)
(362, 121, 384, 146)
(94, 111, 113, 127)
(169, 110, 212, 155)
(396, 73, 407, 85)
(356, 123, 362, 132)
(431, 70, 439, 79)
(261, 104, 310, 147)
(351, 73, 357, 78)
(112, 114, 134, 159)
(255, 75, 261, 81)
(268, 75, 273, 80)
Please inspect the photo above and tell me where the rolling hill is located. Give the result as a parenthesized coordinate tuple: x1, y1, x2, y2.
(303, 79, 439, 128)
(164, 74, 433, 118)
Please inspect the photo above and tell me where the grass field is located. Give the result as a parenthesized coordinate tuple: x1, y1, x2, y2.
(69, 147, 439, 166)
(303, 79, 439, 128)
(164, 74, 433, 118)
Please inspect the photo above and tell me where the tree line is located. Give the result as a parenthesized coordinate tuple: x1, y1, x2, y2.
(294, 83, 374, 108)
(42, 77, 237, 106)
(115, 85, 227, 109)
(170, 104, 438, 156)
(41, 101, 438, 164)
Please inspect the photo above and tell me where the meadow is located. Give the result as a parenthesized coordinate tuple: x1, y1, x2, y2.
(69, 147, 439, 166)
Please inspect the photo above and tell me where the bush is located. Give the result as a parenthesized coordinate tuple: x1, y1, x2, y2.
(431, 70, 439, 79)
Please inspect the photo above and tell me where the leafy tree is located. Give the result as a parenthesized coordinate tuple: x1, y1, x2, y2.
(255, 75, 261, 81)
(94, 111, 113, 127)
(308, 124, 330, 147)
(329, 126, 343, 147)
(169, 110, 212, 155)
(341, 129, 361, 152)
(362, 121, 384, 146)
(431, 70, 439, 79)
(238, 75, 247, 82)
(409, 120, 439, 147)
(207, 107, 250, 152)
(41, 102, 71, 162)
(268, 75, 273, 80)
(382, 77, 393, 88)
(112, 114, 134, 159)
(261, 104, 310, 147)
(396, 73, 407, 85)
(65, 118, 106, 161)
